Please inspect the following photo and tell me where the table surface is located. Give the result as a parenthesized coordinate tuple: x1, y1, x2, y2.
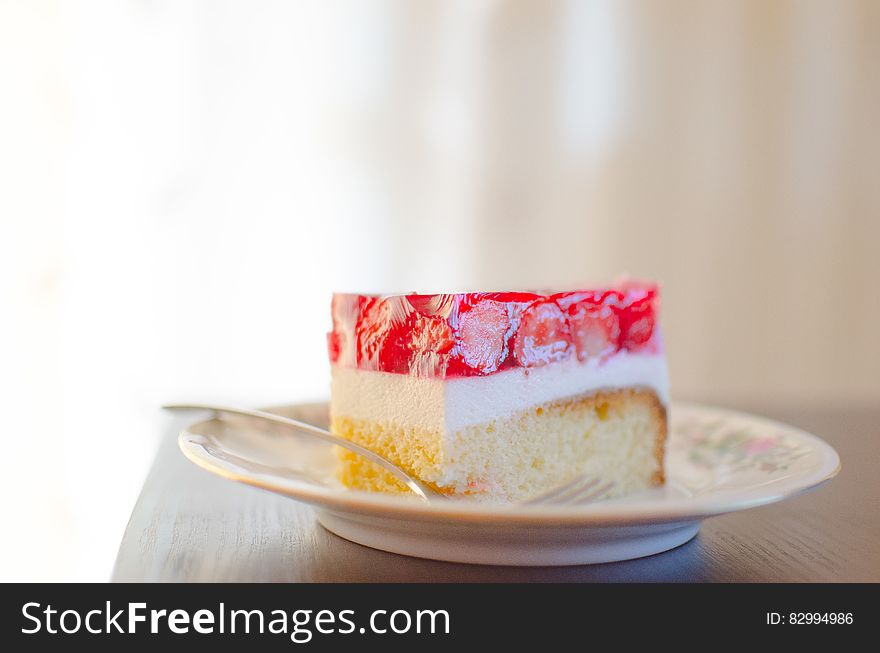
(113, 404, 880, 582)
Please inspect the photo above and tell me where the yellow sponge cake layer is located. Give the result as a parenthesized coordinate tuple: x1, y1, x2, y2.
(333, 388, 666, 501)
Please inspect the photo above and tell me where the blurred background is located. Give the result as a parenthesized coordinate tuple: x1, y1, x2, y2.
(1, 0, 877, 581)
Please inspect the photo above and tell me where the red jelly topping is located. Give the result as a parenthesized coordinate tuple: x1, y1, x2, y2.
(329, 282, 661, 378)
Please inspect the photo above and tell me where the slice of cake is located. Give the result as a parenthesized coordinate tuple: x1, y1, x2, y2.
(327, 283, 668, 502)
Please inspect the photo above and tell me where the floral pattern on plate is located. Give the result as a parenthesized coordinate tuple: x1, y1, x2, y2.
(668, 408, 819, 495)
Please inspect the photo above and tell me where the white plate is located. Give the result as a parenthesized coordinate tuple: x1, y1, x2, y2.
(178, 402, 840, 566)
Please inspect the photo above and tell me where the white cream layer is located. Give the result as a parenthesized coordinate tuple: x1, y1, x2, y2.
(331, 351, 669, 433)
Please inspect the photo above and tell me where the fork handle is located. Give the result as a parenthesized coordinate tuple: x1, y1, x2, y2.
(163, 403, 437, 502)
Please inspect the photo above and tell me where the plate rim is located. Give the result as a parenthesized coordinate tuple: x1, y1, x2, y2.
(178, 401, 841, 527)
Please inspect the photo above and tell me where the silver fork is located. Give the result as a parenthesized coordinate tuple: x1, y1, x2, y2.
(164, 403, 615, 506)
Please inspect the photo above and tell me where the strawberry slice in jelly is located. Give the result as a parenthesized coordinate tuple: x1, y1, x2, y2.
(455, 297, 511, 374)
(355, 297, 389, 368)
(615, 283, 658, 350)
(409, 313, 455, 355)
(565, 291, 621, 361)
(404, 313, 454, 377)
(355, 297, 411, 372)
(618, 294, 656, 350)
(512, 299, 572, 367)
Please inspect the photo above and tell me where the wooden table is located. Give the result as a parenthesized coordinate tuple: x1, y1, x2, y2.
(112, 404, 880, 582)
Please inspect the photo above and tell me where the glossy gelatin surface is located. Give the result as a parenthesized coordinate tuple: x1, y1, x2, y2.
(328, 283, 661, 378)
